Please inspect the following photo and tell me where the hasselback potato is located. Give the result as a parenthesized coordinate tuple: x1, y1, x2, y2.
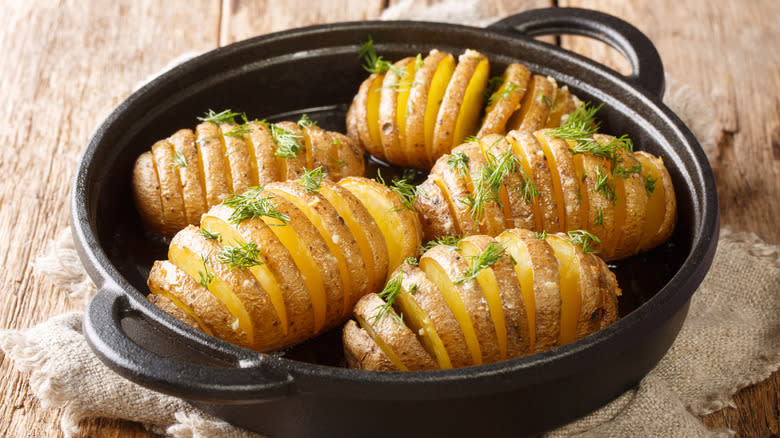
(343, 229, 620, 371)
(413, 104, 677, 261)
(147, 175, 421, 352)
(132, 111, 365, 238)
(346, 40, 582, 169)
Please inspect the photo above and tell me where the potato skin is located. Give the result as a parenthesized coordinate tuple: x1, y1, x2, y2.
(343, 320, 397, 371)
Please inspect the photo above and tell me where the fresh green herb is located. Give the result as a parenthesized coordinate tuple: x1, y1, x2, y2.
(614, 163, 642, 178)
(644, 175, 657, 196)
(359, 35, 393, 74)
(407, 283, 419, 294)
(513, 167, 538, 202)
(462, 150, 517, 223)
(199, 227, 221, 241)
(487, 82, 523, 106)
(483, 76, 504, 103)
(299, 167, 325, 193)
(419, 235, 463, 253)
(447, 152, 470, 178)
(331, 137, 342, 146)
(223, 187, 290, 225)
(404, 256, 419, 266)
(595, 207, 604, 225)
(198, 109, 246, 125)
(196, 135, 220, 147)
(509, 254, 518, 265)
(171, 149, 188, 168)
(414, 53, 424, 70)
(390, 177, 419, 213)
(454, 242, 506, 284)
(594, 165, 617, 204)
(224, 125, 251, 139)
(567, 230, 601, 254)
(217, 241, 263, 271)
(533, 230, 547, 240)
(328, 155, 348, 169)
(197, 254, 215, 289)
(297, 114, 317, 129)
(371, 272, 405, 325)
(550, 102, 602, 140)
(464, 135, 480, 144)
(539, 93, 553, 107)
(271, 124, 303, 158)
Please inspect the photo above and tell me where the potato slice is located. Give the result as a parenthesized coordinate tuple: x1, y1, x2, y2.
(132, 151, 165, 235)
(544, 85, 573, 128)
(266, 181, 368, 312)
(168, 225, 285, 351)
(463, 141, 509, 235)
(536, 130, 583, 231)
(195, 122, 232, 208)
(424, 53, 457, 166)
(405, 50, 447, 167)
(343, 319, 397, 371)
(506, 133, 544, 231)
(201, 203, 315, 344)
(430, 148, 480, 236)
(148, 294, 203, 331)
(338, 177, 421, 277)
(480, 134, 536, 231)
(219, 123, 254, 194)
(606, 146, 648, 259)
(597, 261, 621, 330)
(635, 151, 677, 252)
(354, 293, 438, 371)
(432, 50, 487, 163)
(148, 260, 251, 347)
(328, 132, 365, 181)
(169, 129, 207, 226)
(151, 140, 188, 236)
(506, 75, 556, 133)
(498, 228, 561, 353)
(348, 74, 386, 160)
(414, 176, 458, 241)
(478, 63, 531, 137)
(573, 250, 607, 340)
(273, 121, 307, 181)
(580, 153, 616, 254)
(452, 55, 490, 146)
(317, 180, 388, 294)
(508, 130, 561, 232)
(544, 234, 581, 346)
(245, 121, 281, 186)
(419, 245, 501, 366)
(378, 57, 415, 165)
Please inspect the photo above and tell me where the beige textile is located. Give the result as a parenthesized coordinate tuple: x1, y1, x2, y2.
(1, 3, 778, 437)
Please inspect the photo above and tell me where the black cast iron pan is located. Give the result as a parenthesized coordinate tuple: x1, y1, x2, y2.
(72, 8, 719, 438)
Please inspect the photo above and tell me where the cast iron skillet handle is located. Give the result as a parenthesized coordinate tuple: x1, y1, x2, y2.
(84, 285, 293, 403)
(488, 7, 665, 99)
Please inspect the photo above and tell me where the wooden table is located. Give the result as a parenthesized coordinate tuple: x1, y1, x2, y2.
(1, 1, 776, 436)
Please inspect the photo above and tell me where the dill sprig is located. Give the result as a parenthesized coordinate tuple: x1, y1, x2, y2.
(513, 167, 538, 202)
(223, 187, 290, 225)
(328, 155, 348, 169)
(371, 272, 406, 326)
(414, 53, 424, 70)
(594, 165, 617, 204)
(419, 235, 463, 254)
(447, 151, 470, 178)
(483, 76, 504, 103)
(644, 175, 657, 196)
(197, 254, 215, 289)
(171, 149, 188, 168)
(271, 124, 303, 158)
(297, 114, 317, 129)
(487, 82, 523, 106)
(199, 227, 221, 242)
(454, 242, 506, 284)
(377, 170, 418, 213)
(462, 150, 517, 222)
(404, 256, 419, 266)
(534, 230, 548, 240)
(299, 167, 325, 193)
(595, 207, 604, 225)
(567, 230, 601, 254)
(538, 93, 553, 107)
(614, 163, 642, 178)
(224, 125, 251, 139)
(198, 109, 246, 125)
(358, 35, 393, 74)
(217, 241, 263, 271)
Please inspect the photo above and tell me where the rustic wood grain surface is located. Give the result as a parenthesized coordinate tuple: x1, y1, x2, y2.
(0, 0, 776, 436)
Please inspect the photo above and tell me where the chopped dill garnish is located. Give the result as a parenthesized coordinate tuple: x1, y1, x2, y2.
(567, 230, 601, 254)
(488, 82, 523, 106)
(328, 155, 348, 168)
(217, 241, 263, 271)
(447, 151, 470, 178)
(594, 165, 617, 204)
(331, 137, 342, 145)
(614, 163, 642, 178)
(271, 124, 303, 158)
(371, 272, 405, 326)
(513, 167, 538, 202)
(533, 230, 547, 240)
(414, 53, 424, 70)
(199, 227, 221, 242)
(644, 174, 657, 196)
(464, 135, 480, 144)
(377, 170, 418, 213)
(224, 125, 251, 139)
(223, 187, 290, 225)
(197, 254, 215, 289)
(299, 167, 324, 193)
(539, 93, 553, 107)
(462, 150, 517, 223)
(454, 242, 506, 284)
(404, 256, 419, 266)
(595, 207, 604, 225)
(171, 149, 188, 168)
(419, 235, 463, 253)
(297, 114, 317, 129)
(483, 76, 504, 102)
(198, 109, 246, 125)
(359, 35, 393, 75)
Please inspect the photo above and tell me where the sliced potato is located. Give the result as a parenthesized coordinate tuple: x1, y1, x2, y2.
(480, 134, 536, 231)
(244, 121, 280, 186)
(430, 147, 480, 236)
(148, 293, 203, 331)
(478, 63, 531, 137)
(451, 55, 489, 146)
(463, 141, 507, 235)
(195, 122, 232, 207)
(424, 53, 457, 166)
(348, 74, 386, 160)
(151, 140, 188, 236)
(414, 176, 458, 241)
(273, 121, 307, 181)
(580, 152, 616, 254)
(343, 319, 397, 371)
(506, 75, 556, 132)
(573, 249, 606, 340)
(169, 129, 207, 226)
(378, 57, 415, 166)
(219, 123, 254, 194)
(606, 145, 648, 260)
(132, 151, 165, 235)
(544, 234, 581, 346)
(405, 50, 448, 167)
(508, 130, 561, 232)
(635, 151, 677, 252)
(535, 130, 583, 231)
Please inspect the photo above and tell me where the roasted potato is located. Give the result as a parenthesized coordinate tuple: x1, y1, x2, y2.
(346, 43, 582, 170)
(132, 112, 365, 238)
(413, 104, 677, 261)
(343, 229, 620, 371)
(147, 175, 421, 352)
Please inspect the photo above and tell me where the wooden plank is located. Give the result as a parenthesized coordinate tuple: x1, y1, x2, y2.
(559, 1, 780, 437)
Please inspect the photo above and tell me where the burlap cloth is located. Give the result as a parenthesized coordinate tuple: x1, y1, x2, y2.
(1, 1, 778, 437)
